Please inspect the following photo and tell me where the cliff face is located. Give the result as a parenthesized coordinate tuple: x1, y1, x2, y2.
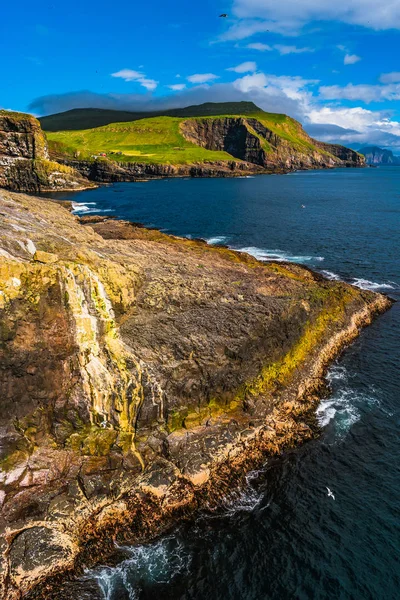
(0, 190, 391, 599)
(180, 117, 365, 170)
(0, 111, 93, 192)
(314, 141, 365, 166)
(359, 145, 400, 165)
(44, 106, 365, 182)
(59, 157, 264, 182)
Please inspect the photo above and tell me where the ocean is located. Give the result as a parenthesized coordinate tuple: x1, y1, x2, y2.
(45, 167, 400, 600)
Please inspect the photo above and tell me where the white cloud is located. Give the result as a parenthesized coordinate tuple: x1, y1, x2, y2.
(306, 105, 400, 149)
(138, 78, 158, 91)
(380, 72, 400, 83)
(168, 83, 187, 91)
(187, 73, 219, 84)
(344, 53, 361, 65)
(227, 61, 257, 73)
(319, 82, 400, 102)
(111, 69, 144, 82)
(233, 72, 317, 104)
(111, 69, 158, 90)
(222, 0, 400, 39)
(274, 45, 314, 55)
(247, 42, 273, 51)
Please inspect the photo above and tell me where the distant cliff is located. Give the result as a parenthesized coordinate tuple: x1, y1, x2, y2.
(180, 116, 365, 171)
(0, 105, 366, 192)
(0, 111, 94, 192)
(44, 102, 365, 180)
(359, 145, 400, 165)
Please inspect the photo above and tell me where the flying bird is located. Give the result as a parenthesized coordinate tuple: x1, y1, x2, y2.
(219, 13, 228, 18)
(326, 487, 335, 500)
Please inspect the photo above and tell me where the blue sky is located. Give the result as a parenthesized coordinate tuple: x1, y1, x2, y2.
(2, 0, 400, 149)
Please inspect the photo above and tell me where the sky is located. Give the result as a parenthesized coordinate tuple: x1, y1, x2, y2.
(2, 0, 400, 150)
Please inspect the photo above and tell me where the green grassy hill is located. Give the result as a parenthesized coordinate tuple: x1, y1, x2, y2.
(47, 116, 234, 164)
(39, 102, 261, 131)
(45, 103, 334, 166)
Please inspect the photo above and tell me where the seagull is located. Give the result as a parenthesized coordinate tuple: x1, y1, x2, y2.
(301, 204, 306, 208)
(326, 487, 335, 500)
(219, 13, 228, 17)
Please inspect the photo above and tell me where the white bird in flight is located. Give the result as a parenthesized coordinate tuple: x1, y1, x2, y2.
(326, 487, 335, 500)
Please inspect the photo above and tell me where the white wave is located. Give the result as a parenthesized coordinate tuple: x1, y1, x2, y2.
(205, 236, 228, 245)
(316, 389, 361, 430)
(351, 278, 396, 291)
(237, 246, 324, 264)
(90, 536, 190, 600)
(317, 386, 379, 438)
(326, 365, 349, 384)
(321, 270, 342, 281)
(71, 202, 97, 214)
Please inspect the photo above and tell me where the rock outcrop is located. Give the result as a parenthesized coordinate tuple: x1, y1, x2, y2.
(0, 190, 391, 599)
(0, 111, 94, 192)
(57, 157, 264, 183)
(180, 117, 365, 170)
(314, 140, 365, 167)
(359, 145, 400, 165)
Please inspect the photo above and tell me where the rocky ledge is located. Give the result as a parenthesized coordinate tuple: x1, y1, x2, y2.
(0, 191, 392, 599)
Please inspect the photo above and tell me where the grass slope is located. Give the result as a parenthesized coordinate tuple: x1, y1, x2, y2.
(46, 104, 332, 166)
(40, 102, 261, 132)
(47, 117, 234, 164)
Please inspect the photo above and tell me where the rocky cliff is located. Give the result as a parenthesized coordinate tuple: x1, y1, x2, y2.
(314, 141, 365, 167)
(0, 190, 391, 599)
(0, 111, 94, 192)
(44, 104, 365, 181)
(58, 157, 264, 183)
(180, 117, 365, 171)
(359, 145, 400, 165)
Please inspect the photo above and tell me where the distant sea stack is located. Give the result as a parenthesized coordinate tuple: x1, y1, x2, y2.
(359, 145, 400, 165)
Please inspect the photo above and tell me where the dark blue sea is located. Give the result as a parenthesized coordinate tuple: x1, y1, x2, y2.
(47, 167, 400, 600)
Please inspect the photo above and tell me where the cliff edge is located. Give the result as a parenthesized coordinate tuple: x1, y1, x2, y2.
(0, 190, 390, 599)
(0, 111, 94, 192)
(44, 102, 365, 182)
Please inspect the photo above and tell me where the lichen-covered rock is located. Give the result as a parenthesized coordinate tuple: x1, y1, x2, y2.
(0, 190, 391, 599)
(0, 110, 93, 192)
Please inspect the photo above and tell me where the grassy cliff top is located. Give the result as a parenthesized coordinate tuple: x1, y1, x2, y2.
(39, 102, 262, 131)
(47, 116, 234, 164)
(45, 103, 327, 165)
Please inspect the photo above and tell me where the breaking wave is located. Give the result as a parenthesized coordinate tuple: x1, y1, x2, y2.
(351, 278, 397, 291)
(236, 246, 324, 264)
(205, 236, 229, 245)
(321, 270, 342, 281)
(317, 366, 380, 439)
(89, 536, 191, 600)
(71, 202, 98, 214)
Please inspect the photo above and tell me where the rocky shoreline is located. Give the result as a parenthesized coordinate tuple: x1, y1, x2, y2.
(25, 293, 390, 600)
(0, 191, 393, 599)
